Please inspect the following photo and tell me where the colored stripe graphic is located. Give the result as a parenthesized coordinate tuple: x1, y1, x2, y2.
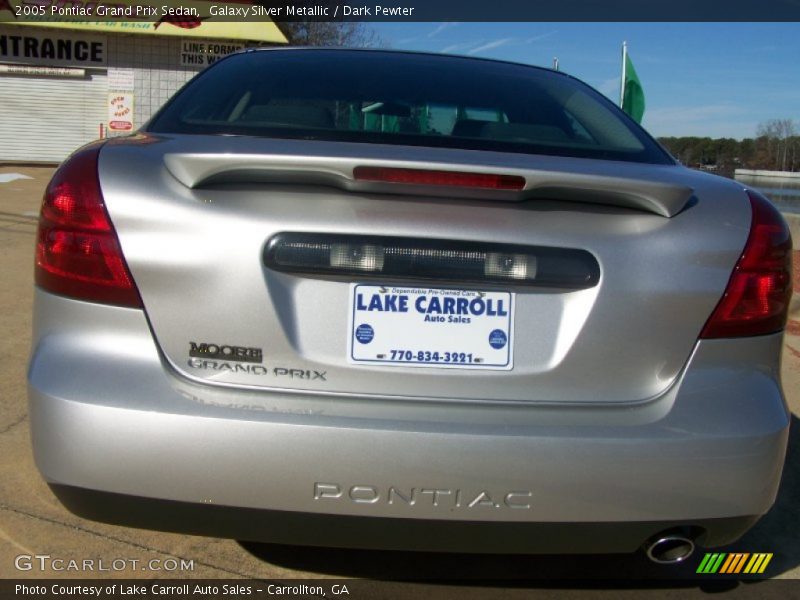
(697, 553, 726, 574)
(720, 553, 749, 573)
(744, 553, 773, 574)
(697, 553, 773, 574)
(719, 554, 735, 573)
(696, 553, 713, 573)
(696, 553, 712, 573)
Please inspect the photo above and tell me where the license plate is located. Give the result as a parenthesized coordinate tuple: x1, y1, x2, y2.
(348, 284, 514, 370)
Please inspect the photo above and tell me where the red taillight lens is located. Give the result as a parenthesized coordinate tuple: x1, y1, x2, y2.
(35, 144, 142, 308)
(353, 166, 526, 190)
(700, 190, 792, 338)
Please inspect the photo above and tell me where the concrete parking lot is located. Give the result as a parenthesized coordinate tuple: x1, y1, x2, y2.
(1, 166, 799, 590)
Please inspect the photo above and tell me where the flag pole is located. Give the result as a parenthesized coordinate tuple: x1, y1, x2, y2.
(619, 41, 627, 107)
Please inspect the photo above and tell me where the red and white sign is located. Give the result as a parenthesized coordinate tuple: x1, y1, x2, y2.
(108, 92, 134, 132)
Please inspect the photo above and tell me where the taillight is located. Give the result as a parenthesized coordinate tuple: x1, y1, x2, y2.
(35, 143, 142, 308)
(353, 166, 526, 190)
(700, 190, 792, 338)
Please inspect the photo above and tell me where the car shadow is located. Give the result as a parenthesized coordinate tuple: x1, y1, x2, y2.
(730, 412, 799, 575)
(239, 414, 798, 584)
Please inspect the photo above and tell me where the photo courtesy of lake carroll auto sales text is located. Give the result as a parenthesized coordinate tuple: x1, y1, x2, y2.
(0, 0, 799, 596)
(13, 582, 351, 597)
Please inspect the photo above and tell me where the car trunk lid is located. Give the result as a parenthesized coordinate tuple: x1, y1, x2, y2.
(98, 134, 752, 404)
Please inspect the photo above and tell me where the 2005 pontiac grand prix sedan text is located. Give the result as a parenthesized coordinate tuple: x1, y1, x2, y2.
(28, 49, 792, 564)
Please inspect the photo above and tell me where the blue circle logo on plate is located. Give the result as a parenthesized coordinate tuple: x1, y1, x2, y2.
(488, 329, 507, 349)
(355, 324, 374, 344)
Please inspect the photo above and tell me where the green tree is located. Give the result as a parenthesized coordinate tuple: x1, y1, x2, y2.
(658, 128, 799, 176)
(756, 119, 796, 171)
(279, 22, 384, 47)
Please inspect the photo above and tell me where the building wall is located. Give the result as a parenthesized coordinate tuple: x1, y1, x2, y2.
(106, 34, 204, 130)
(0, 25, 255, 161)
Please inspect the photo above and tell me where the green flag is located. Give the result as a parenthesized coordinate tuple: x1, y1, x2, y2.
(621, 50, 645, 124)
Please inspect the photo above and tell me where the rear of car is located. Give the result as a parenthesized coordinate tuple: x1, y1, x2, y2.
(28, 49, 792, 557)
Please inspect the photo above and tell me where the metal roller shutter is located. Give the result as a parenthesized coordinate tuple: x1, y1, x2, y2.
(0, 70, 107, 163)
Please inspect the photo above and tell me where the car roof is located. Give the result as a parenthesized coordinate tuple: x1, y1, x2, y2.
(234, 46, 589, 87)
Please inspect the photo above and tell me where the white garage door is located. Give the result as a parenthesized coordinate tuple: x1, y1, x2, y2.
(0, 70, 107, 163)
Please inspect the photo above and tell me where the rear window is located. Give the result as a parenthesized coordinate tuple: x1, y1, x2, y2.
(147, 50, 672, 165)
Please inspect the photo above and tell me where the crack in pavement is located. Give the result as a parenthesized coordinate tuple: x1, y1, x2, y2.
(0, 414, 27, 436)
(0, 503, 257, 578)
(0, 211, 38, 222)
(0, 219, 37, 230)
(0, 524, 36, 555)
(0, 226, 36, 235)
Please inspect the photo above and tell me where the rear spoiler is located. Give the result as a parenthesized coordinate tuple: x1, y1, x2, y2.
(164, 153, 694, 218)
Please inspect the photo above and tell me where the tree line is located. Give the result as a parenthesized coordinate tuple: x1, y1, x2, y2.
(658, 119, 799, 176)
(275, 23, 798, 178)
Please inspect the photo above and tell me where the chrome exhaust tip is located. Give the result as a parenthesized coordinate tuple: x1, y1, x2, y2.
(645, 535, 696, 564)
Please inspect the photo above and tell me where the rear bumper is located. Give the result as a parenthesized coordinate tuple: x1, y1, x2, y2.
(28, 290, 790, 552)
(50, 484, 760, 554)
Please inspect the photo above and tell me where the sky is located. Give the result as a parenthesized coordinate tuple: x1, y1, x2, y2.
(370, 22, 800, 140)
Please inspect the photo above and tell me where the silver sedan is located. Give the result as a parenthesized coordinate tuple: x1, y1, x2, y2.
(28, 48, 792, 565)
